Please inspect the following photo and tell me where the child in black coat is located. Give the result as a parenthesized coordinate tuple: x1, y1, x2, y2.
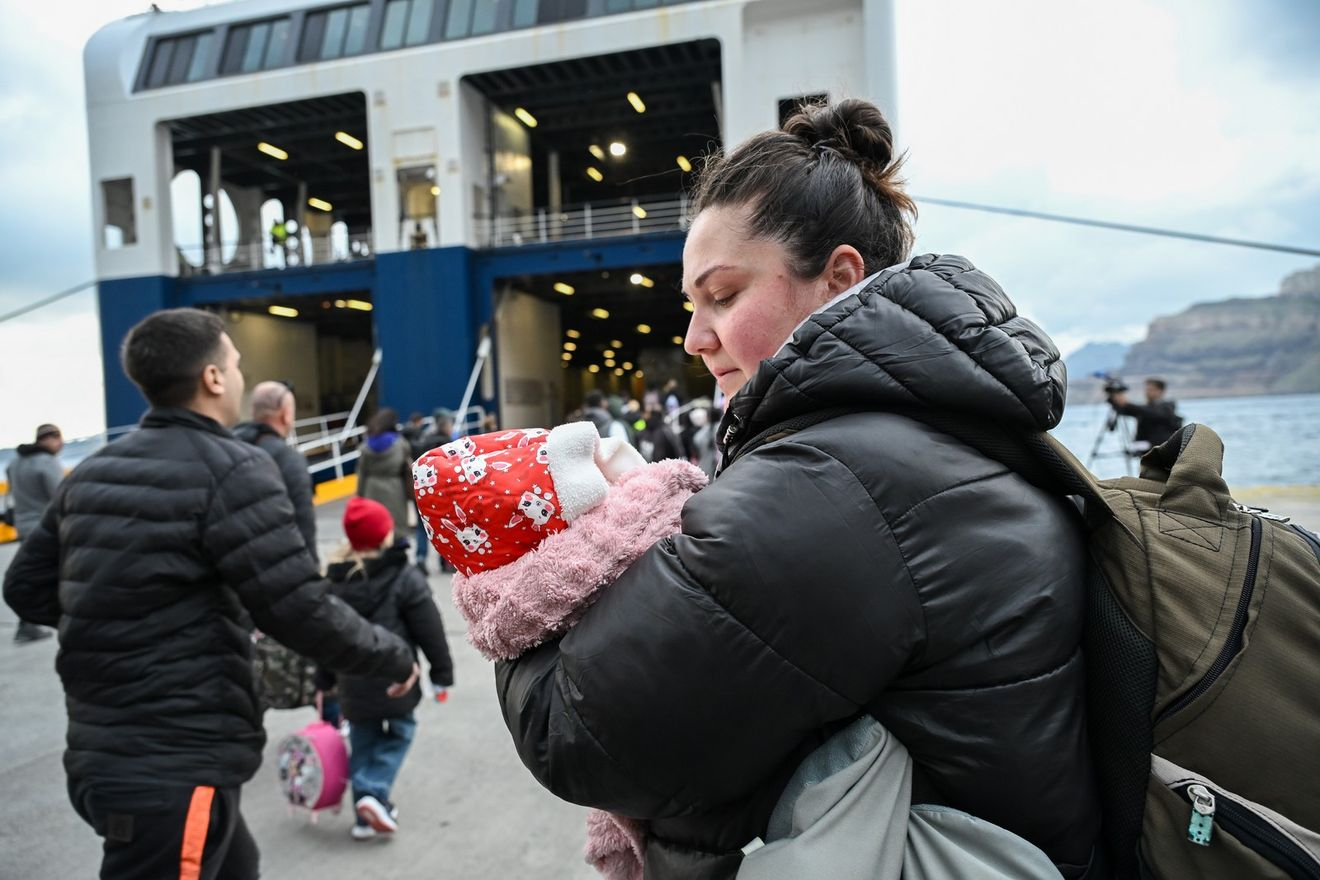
(317, 497, 455, 841)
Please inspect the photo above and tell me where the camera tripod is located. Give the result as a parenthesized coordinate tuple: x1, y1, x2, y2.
(1086, 409, 1137, 475)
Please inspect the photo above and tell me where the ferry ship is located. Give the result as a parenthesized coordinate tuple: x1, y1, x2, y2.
(85, 0, 897, 429)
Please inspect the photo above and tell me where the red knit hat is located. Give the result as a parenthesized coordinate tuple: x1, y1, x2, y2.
(413, 423, 645, 577)
(343, 496, 394, 551)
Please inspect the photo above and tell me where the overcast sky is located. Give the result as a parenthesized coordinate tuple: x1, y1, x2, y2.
(0, 0, 1317, 447)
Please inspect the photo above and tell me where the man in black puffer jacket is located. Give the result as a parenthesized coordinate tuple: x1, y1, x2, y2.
(4, 308, 417, 879)
(497, 255, 1101, 878)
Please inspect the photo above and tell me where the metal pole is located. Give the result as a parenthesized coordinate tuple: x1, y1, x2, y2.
(208, 146, 222, 272)
(341, 348, 382, 441)
(456, 336, 493, 434)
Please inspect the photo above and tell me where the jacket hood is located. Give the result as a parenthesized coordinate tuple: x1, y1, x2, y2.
(231, 420, 278, 444)
(15, 443, 47, 457)
(326, 543, 410, 615)
(720, 254, 1066, 453)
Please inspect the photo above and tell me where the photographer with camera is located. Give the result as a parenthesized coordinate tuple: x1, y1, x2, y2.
(1105, 375, 1184, 452)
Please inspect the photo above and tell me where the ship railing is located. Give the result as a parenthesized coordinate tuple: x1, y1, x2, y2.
(175, 231, 373, 276)
(477, 195, 692, 248)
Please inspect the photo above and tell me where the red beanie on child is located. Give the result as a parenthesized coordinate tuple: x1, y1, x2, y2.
(343, 496, 394, 551)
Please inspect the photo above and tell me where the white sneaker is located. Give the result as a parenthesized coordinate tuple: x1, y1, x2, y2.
(355, 795, 398, 833)
(350, 824, 378, 841)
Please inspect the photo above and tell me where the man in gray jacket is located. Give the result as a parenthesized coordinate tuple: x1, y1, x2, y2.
(233, 380, 318, 564)
(5, 423, 63, 643)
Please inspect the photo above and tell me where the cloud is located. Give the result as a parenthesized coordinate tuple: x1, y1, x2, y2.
(0, 289, 105, 447)
(896, 0, 1320, 348)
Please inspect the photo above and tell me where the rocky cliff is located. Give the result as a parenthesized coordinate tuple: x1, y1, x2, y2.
(1070, 265, 1320, 402)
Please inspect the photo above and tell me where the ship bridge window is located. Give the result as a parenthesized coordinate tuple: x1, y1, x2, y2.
(444, 0, 474, 38)
(380, 0, 437, 49)
(511, 0, 537, 28)
(220, 18, 292, 75)
(300, 3, 371, 62)
(471, 0, 499, 35)
(144, 32, 214, 88)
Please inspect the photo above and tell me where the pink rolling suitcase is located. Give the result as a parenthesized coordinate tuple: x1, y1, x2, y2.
(276, 712, 349, 821)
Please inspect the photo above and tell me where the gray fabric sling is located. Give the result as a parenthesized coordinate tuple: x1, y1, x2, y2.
(738, 716, 1062, 880)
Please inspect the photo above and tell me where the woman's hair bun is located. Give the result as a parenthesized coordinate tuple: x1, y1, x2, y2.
(782, 98, 896, 175)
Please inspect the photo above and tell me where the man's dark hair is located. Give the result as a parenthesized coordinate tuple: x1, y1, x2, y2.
(121, 308, 227, 408)
(1146, 378, 1168, 392)
(583, 390, 607, 409)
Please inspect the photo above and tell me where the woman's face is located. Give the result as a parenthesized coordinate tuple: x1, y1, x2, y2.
(682, 205, 836, 399)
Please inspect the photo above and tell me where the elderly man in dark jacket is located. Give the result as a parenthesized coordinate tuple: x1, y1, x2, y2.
(234, 379, 318, 564)
(3, 308, 417, 880)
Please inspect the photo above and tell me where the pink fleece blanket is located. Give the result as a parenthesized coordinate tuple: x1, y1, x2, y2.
(452, 458, 708, 879)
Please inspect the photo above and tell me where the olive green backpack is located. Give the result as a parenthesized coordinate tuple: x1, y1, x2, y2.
(1039, 423, 1320, 879)
(731, 414, 1320, 878)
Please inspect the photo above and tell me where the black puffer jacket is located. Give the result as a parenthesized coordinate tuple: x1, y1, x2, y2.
(233, 420, 318, 565)
(2, 408, 414, 789)
(318, 543, 455, 721)
(496, 255, 1101, 878)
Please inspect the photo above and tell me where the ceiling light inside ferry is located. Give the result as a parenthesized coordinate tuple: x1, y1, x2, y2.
(683, 301, 694, 312)
(334, 131, 364, 150)
(614, 368, 625, 377)
(609, 142, 627, 157)
(634, 370, 644, 379)
(622, 361, 633, 371)
(586, 167, 604, 182)
(308, 197, 333, 212)
(611, 339, 623, 348)
(636, 323, 651, 334)
(672, 336, 685, 345)
(514, 107, 538, 128)
(590, 308, 610, 319)
(588, 365, 601, 374)
(562, 352, 573, 361)
(676, 155, 693, 173)
(430, 185, 440, 196)
(564, 342, 578, 351)
(566, 329, 582, 339)
(627, 92, 646, 113)
(345, 299, 373, 311)
(603, 349, 615, 358)
(632, 205, 647, 219)
(554, 282, 575, 296)
(257, 141, 289, 160)
(604, 359, 616, 368)
(267, 305, 298, 318)
(629, 273, 655, 288)
(589, 144, 606, 161)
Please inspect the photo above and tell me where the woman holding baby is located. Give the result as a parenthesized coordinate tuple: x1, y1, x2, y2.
(477, 99, 1101, 879)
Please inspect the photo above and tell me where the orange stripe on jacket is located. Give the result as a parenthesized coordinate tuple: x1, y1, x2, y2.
(179, 786, 215, 880)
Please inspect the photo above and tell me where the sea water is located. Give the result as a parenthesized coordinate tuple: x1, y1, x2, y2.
(1053, 393, 1320, 487)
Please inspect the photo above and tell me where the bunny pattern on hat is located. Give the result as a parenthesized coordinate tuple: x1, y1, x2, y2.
(414, 428, 568, 576)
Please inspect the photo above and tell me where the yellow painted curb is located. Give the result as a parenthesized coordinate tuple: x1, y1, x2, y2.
(314, 474, 358, 505)
(1, 479, 12, 543)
